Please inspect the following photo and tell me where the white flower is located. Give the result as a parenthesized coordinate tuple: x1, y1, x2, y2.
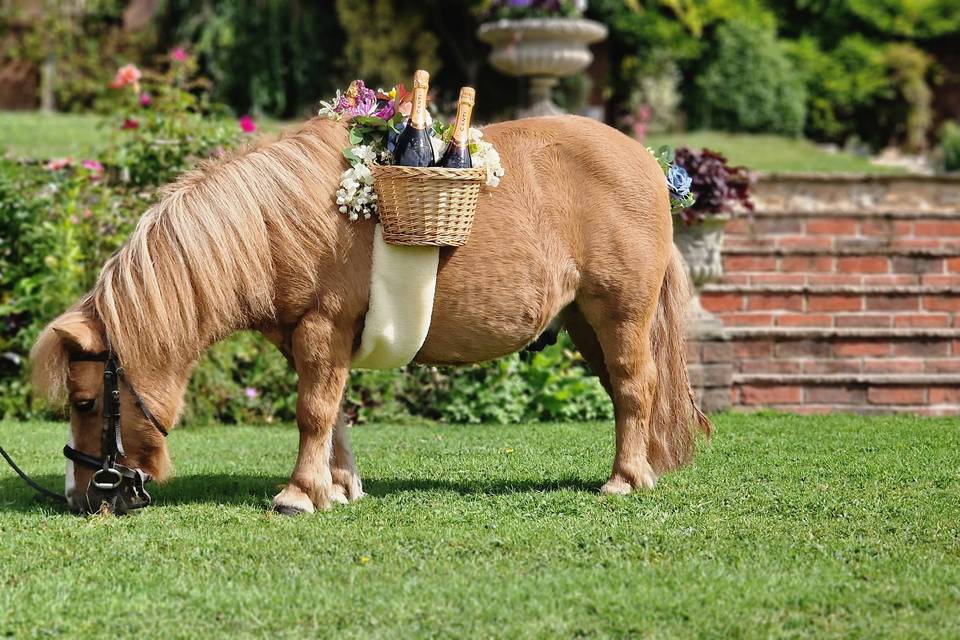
(429, 136, 444, 163)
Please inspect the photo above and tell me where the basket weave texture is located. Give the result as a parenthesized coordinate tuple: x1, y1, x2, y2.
(371, 164, 485, 246)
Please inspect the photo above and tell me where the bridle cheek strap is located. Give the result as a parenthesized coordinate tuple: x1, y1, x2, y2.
(64, 350, 168, 510)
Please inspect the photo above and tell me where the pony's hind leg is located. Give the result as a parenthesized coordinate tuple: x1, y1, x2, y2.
(330, 404, 364, 502)
(578, 297, 661, 494)
(272, 312, 355, 514)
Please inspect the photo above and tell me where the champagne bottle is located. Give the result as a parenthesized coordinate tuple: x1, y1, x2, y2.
(436, 87, 475, 169)
(392, 70, 433, 167)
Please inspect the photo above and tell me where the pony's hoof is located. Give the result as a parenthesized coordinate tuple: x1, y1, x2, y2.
(601, 467, 658, 495)
(600, 479, 633, 495)
(272, 485, 316, 514)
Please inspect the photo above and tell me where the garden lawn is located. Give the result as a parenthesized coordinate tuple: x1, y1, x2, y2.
(646, 130, 905, 174)
(1, 413, 958, 638)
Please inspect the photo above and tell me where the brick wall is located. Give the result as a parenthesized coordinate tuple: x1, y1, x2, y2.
(698, 174, 960, 415)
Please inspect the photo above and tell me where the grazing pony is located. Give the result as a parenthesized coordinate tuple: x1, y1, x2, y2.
(31, 115, 710, 514)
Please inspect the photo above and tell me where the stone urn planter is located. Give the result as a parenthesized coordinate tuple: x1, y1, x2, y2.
(673, 213, 729, 336)
(477, 18, 607, 118)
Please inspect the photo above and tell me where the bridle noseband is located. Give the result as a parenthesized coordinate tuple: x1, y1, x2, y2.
(62, 350, 169, 512)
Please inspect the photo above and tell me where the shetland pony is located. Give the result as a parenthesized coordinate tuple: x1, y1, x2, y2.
(32, 115, 710, 514)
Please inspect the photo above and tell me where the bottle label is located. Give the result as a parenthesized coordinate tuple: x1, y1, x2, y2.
(411, 88, 427, 130)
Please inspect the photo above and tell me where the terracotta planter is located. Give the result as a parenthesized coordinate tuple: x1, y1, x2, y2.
(673, 214, 729, 335)
(477, 18, 607, 118)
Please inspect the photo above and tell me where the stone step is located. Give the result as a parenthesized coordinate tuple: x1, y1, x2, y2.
(732, 373, 960, 416)
(701, 284, 960, 328)
(750, 173, 960, 214)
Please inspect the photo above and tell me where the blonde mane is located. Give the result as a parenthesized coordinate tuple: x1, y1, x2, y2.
(86, 118, 347, 372)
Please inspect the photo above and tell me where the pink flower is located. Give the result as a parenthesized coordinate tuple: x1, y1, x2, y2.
(110, 64, 142, 92)
(45, 157, 73, 171)
(81, 159, 104, 181)
(139, 92, 152, 107)
(244, 387, 259, 400)
(170, 47, 188, 62)
(82, 209, 93, 219)
(69, 215, 79, 225)
(239, 115, 256, 133)
(121, 118, 139, 130)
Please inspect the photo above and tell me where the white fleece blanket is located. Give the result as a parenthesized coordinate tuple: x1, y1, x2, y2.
(351, 224, 439, 369)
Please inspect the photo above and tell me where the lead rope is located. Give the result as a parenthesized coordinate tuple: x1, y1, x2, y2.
(0, 445, 67, 504)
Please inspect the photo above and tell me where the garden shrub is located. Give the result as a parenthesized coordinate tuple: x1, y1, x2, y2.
(786, 36, 933, 150)
(940, 121, 960, 173)
(693, 19, 806, 136)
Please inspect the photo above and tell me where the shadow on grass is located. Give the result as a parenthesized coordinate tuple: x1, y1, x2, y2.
(0, 473, 599, 514)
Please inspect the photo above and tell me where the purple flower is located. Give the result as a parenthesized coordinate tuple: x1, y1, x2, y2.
(373, 100, 395, 120)
(244, 387, 259, 400)
(139, 92, 152, 107)
(335, 80, 380, 119)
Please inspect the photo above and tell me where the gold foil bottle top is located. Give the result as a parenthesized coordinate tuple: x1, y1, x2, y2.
(458, 86, 476, 107)
(413, 69, 430, 90)
(409, 70, 430, 130)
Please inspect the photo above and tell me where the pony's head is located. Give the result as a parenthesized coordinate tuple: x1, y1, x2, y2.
(31, 309, 180, 513)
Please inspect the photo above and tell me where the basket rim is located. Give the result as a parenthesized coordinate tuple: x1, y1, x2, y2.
(371, 164, 485, 181)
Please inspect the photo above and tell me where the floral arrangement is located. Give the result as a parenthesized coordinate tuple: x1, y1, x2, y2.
(319, 80, 504, 221)
(673, 147, 753, 224)
(482, 0, 586, 19)
(648, 146, 696, 215)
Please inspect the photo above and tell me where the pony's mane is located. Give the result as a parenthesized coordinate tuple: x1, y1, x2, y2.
(85, 118, 347, 371)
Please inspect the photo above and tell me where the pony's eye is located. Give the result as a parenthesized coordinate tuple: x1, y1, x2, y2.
(72, 399, 96, 414)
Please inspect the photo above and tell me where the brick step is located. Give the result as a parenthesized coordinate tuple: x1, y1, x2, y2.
(702, 284, 960, 328)
(725, 327, 960, 376)
(732, 373, 960, 416)
(722, 231, 960, 254)
(721, 250, 960, 287)
(724, 209, 960, 246)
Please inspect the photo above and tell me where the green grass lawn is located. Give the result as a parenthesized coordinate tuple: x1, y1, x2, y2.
(1, 414, 958, 638)
(645, 130, 904, 174)
(1, 110, 901, 174)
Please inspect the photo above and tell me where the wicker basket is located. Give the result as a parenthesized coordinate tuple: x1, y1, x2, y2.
(371, 164, 485, 246)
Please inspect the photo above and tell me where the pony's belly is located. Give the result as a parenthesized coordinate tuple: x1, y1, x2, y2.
(414, 269, 573, 365)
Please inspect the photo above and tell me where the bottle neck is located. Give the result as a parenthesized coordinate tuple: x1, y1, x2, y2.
(410, 84, 428, 130)
(451, 101, 473, 146)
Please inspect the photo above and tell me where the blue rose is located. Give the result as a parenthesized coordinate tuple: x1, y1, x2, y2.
(667, 164, 692, 199)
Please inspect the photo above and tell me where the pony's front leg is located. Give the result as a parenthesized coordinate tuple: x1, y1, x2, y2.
(272, 313, 354, 514)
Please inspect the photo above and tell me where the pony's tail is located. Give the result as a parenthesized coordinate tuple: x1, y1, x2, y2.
(647, 244, 713, 474)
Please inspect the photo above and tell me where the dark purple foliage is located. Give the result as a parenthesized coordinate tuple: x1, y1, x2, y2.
(673, 147, 753, 224)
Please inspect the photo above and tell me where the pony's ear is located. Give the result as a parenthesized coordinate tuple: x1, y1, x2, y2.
(50, 311, 104, 354)
(30, 311, 104, 404)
